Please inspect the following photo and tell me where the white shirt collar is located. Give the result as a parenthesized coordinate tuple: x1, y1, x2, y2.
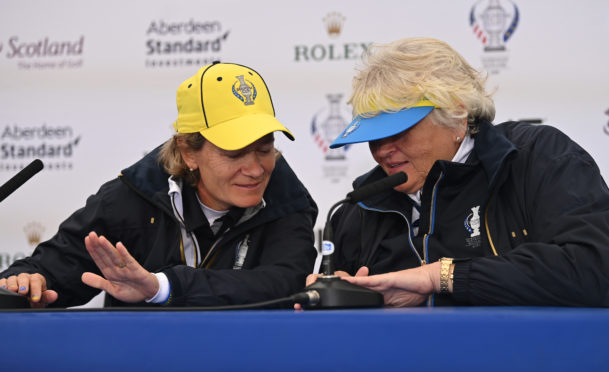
(408, 135, 475, 204)
(452, 134, 475, 164)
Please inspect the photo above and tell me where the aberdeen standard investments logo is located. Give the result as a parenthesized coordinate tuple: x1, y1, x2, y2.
(1, 123, 81, 172)
(145, 19, 230, 68)
(294, 12, 371, 62)
(469, 0, 519, 74)
(1, 35, 84, 70)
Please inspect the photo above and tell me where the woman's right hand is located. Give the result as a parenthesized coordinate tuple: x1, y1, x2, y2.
(81, 231, 159, 303)
(0, 273, 58, 308)
(294, 267, 370, 310)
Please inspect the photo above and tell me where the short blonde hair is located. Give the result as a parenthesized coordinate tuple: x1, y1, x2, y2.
(349, 37, 495, 131)
(158, 132, 205, 187)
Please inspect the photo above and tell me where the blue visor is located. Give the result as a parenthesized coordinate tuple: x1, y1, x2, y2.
(329, 106, 435, 149)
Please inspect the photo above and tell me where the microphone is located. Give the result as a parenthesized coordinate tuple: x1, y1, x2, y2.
(319, 171, 407, 275)
(305, 171, 407, 309)
(0, 159, 44, 309)
(346, 172, 409, 203)
(0, 159, 44, 203)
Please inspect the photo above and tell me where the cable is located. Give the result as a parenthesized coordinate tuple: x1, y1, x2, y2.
(0, 290, 321, 312)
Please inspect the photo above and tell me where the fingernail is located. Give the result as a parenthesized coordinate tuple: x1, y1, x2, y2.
(19, 286, 26, 291)
(1, 285, 6, 289)
(31, 295, 40, 301)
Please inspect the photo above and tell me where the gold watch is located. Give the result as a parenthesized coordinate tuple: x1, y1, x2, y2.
(439, 257, 453, 294)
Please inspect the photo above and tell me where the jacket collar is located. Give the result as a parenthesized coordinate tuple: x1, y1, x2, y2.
(471, 119, 518, 190)
(120, 145, 169, 198)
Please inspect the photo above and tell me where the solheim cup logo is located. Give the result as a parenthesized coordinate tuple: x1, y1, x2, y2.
(232, 75, 257, 106)
(470, 0, 519, 52)
(311, 94, 350, 160)
(464, 206, 481, 238)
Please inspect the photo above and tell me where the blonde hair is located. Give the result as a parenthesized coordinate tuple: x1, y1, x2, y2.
(158, 132, 205, 187)
(349, 37, 495, 132)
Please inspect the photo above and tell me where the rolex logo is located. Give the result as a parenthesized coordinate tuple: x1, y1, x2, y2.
(323, 12, 345, 38)
(23, 221, 45, 246)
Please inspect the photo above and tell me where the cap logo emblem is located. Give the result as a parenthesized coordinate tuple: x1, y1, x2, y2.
(232, 75, 257, 106)
(342, 118, 360, 138)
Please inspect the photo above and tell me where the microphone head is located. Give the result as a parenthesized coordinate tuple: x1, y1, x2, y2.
(346, 172, 407, 203)
(0, 159, 44, 203)
(30, 159, 44, 173)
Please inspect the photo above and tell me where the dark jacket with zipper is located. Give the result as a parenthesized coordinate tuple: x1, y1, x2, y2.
(330, 120, 609, 306)
(1, 147, 318, 307)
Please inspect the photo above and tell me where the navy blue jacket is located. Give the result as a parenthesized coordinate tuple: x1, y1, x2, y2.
(330, 120, 609, 306)
(1, 147, 318, 307)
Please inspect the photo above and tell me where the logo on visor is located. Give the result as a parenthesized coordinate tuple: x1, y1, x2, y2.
(232, 75, 257, 105)
(342, 119, 360, 138)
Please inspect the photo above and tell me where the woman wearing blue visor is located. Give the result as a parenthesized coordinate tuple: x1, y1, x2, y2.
(308, 37, 609, 307)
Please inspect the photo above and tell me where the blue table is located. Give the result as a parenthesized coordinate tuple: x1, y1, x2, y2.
(1, 307, 608, 371)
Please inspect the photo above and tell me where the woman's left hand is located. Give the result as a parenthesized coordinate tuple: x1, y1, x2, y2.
(81, 231, 159, 303)
(343, 262, 441, 307)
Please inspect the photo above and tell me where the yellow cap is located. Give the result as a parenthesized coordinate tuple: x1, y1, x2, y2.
(173, 62, 294, 150)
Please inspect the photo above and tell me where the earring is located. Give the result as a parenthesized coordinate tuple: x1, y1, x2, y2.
(456, 136, 461, 142)
(189, 168, 194, 172)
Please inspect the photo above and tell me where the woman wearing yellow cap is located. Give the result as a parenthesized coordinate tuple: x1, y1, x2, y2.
(0, 62, 317, 307)
(309, 38, 609, 307)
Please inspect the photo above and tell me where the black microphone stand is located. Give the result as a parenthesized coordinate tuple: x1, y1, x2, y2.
(303, 200, 384, 309)
(304, 172, 407, 309)
(0, 159, 44, 309)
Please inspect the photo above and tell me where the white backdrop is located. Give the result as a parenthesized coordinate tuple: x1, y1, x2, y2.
(2, 0, 609, 307)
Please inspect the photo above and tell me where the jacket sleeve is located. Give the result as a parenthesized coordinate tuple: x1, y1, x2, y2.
(0, 182, 118, 307)
(454, 128, 609, 306)
(161, 209, 317, 307)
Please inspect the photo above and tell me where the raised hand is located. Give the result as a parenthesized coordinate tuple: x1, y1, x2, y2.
(81, 231, 159, 303)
